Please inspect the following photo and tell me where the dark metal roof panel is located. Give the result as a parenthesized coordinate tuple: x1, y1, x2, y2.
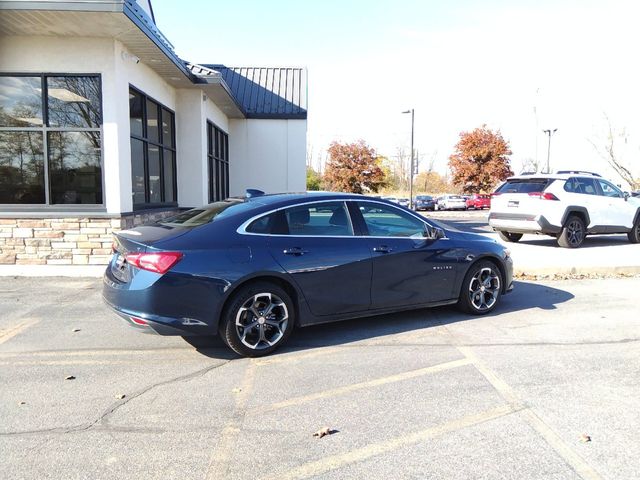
(201, 65, 307, 119)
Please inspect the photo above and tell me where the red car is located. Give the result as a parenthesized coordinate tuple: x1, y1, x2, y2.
(466, 194, 490, 209)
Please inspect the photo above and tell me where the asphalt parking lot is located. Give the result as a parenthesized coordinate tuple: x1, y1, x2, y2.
(1, 275, 639, 480)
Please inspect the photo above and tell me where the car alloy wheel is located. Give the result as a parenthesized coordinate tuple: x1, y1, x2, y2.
(558, 215, 585, 248)
(457, 261, 502, 315)
(221, 282, 294, 357)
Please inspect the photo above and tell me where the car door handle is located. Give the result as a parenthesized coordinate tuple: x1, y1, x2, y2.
(373, 245, 393, 253)
(283, 247, 309, 256)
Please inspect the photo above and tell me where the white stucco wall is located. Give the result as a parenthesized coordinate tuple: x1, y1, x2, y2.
(1, 35, 307, 212)
(229, 119, 307, 195)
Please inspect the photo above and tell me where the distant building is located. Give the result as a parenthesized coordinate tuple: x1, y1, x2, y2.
(0, 0, 307, 266)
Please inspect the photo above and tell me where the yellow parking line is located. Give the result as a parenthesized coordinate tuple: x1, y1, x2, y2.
(456, 345, 603, 480)
(205, 360, 258, 480)
(0, 348, 197, 359)
(0, 360, 140, 366)
(0, 318, 39, 345)
(261, 404, 519, 480)
(254, 346, 344, 366)
(250, 357, 472, 415)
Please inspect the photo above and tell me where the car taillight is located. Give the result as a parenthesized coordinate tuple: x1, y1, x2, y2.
(528, 192, 559, 200)
(125, 251, 183, 274)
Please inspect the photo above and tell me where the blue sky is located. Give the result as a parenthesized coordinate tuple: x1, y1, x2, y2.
(151, 0, 640, 183)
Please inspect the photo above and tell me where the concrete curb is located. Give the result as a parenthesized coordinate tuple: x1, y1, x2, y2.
(0, 265, 105, 277)
(514, 265, 640, 277)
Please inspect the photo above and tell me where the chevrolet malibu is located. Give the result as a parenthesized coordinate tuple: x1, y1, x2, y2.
(103, 191, 513, 357)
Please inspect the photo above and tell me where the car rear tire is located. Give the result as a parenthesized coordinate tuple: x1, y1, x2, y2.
(497, 231, 523, 243)
(558, 215, 585, 248)
(457, 260, 503, 315)
(628, 216, 640, 243)
(220, 282, 295, 357)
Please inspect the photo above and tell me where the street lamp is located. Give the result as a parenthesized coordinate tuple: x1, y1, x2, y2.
(542, 128, 558, 174)
(402, 109, 415, 209)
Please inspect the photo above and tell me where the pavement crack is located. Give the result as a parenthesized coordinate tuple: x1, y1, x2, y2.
(0, 360, 231, 437)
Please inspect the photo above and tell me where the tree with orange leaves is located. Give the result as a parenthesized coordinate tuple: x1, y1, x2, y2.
(449, 126, 513, 193)
(324, 140, 386, 193)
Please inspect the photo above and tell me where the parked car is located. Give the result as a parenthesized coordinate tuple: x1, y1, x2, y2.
(414, 195, 436, 211)
(397, 197, 410, 208)
(383, 196, 399, 204)
(436, 194, 467, 211)
(489, 171, 640, 248)
(466, 194, 491, 210)
(103, 191, 513, 357)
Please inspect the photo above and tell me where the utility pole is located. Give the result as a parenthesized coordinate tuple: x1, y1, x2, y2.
(542, 128, 557, 173)
(402, 109, 415, 209)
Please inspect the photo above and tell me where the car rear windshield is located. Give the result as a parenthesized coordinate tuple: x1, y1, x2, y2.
(495, 178, 554, 194)
(416, 195, 432, 200)
(159, 199, 252, 227)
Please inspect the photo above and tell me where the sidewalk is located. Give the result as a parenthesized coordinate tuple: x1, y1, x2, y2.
(493, 233, 640, 276)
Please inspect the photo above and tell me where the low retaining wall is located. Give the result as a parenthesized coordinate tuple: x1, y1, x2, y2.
(0, 209, 180, 266)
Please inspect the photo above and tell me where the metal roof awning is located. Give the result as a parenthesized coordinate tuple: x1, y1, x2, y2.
(0, 1, 308, 120)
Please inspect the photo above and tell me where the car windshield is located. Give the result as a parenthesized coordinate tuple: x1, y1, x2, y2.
(159, 199, 251, 226)
(417, 196, 432, 200)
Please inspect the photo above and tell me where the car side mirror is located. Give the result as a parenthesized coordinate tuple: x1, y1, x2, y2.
(424, 225, 445, 240)
(624, 191, 630, 201)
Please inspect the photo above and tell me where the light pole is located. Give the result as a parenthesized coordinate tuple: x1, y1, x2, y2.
(542, 128, 557, 174)
(402, 109, 415, 209)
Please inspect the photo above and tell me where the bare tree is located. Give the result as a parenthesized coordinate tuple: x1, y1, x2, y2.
(589, 114, 639, 190)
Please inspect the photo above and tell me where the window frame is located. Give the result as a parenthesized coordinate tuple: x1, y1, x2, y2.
(238, 199, 440, 239)
(129, 85, 177, 210)
(0, 72, 105, 210)
(207, 121, 229, 203)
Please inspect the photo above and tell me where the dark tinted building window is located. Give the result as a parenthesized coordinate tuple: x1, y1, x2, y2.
(0, 74, 102, 205)
(207, 121, 229, 202)
(129, 86, 176, 208)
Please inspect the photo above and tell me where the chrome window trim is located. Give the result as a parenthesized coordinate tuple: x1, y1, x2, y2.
(236, 198, 449, 240)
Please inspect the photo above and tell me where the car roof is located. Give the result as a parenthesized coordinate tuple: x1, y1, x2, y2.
(505, 171, 602, 181)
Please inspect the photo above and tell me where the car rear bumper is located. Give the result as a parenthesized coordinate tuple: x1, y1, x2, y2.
(489, 213, 561, 235)
(102, 263, 223, 337)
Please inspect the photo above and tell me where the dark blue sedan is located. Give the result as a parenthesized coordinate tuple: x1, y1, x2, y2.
(103, 191, 513, 357)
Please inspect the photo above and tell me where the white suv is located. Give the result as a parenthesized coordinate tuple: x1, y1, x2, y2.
(489, 171, 640, 248)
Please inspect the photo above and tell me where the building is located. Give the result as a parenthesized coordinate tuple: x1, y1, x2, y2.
(0, 0, 307, 266)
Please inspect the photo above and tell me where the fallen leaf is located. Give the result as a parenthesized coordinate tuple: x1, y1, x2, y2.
(116, 394, 126, 400)
(232, 388, 242, 394)
(18, 401, 26, 405)
(580, 433, 591, 443)
(72, 328, 81, 333)
(313, 426, 336, 438)
(65, 375, 76, 380)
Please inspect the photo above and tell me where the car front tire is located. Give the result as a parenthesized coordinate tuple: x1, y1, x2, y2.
(457, 260, 503, 315)
(220, 282, 295, 357)
(558, 215, 585, 248)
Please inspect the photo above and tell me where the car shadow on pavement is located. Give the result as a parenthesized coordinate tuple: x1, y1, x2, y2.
(186, 280, 573, 358)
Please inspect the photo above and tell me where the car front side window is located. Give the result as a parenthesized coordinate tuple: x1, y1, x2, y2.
(597, 180, 623, 198)
(357, 201, 425, 237)
(283, 202, 354, 236)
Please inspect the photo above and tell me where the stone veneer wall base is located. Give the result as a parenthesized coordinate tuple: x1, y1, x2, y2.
(0, 209, 181, 266)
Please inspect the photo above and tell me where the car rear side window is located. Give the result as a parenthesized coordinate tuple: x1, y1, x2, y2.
(246, 211, 289, 235)
(496, 178, 554, 193)
(564, 177, 598, 195)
